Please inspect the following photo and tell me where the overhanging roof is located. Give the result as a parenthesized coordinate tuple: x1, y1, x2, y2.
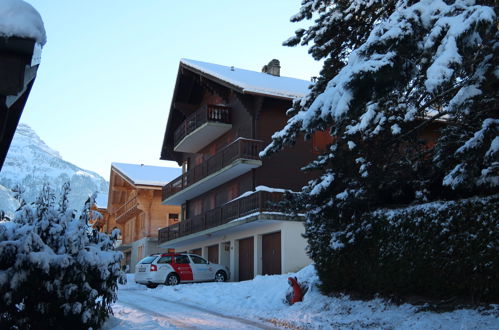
(111, 162, 181, 188)
(0, 37, 41, 170)
(160, 59, 310, 163)
(180, 58, 310, 100)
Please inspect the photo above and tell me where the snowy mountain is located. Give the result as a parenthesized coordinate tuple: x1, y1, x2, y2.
(0, 123, 109, 215)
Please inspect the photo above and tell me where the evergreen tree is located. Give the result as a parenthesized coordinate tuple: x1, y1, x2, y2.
(0, 184, 125, 329)
(262, 0, 498, 298)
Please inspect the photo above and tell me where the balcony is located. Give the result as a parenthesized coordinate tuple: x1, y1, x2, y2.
(115, 195, 139, 224)
(159, 190, 286, 244)
(174, 104, 232, 153)
(162, 138, 263, 205)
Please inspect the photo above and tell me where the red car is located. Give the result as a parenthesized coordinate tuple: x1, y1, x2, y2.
(134, 253, 230, 288)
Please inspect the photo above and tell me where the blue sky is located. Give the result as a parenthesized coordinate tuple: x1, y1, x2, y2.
(21, 0, 321, 180)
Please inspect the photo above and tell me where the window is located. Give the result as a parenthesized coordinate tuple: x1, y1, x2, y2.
(157, 256, 172, 264)
(227, 183, 238, 201)
(190, 255, 208, 264)
(192, 200, 202, 216)
(174, 255, 190, 264)
(140, 213, 145, 231)
(125, 221, 133, 243)
(168, 213, 179, 222)
(137, 245, 143, 260)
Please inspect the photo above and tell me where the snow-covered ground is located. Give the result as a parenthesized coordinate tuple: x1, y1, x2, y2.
(105, 265, 499, 329)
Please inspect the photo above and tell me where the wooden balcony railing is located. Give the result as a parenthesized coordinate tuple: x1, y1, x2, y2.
(173, 104, 231, 147)
(162, 138, 263, 201)
(158, 190, 285, 244)
(115, 195, 138, 223)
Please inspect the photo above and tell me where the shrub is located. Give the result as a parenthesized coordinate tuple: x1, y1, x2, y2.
(320, 195, 499, 304)
(0, 184, 125, 329)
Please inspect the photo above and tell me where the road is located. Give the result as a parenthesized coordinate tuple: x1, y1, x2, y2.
(105, 287, 277, 330)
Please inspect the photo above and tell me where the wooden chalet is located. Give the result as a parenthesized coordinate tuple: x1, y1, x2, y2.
(158, 59, 318, 281)
(107, 163, 181, 272)
(89, 194, 113, 233)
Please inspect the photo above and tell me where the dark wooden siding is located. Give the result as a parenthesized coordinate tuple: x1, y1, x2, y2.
(177, 82, 318, 218)
(187, 172, 252, 216)
(238, 237, 254, 281)
(262, 232, 281, 275)
(190, 248, 202, 256)
(255, 98, 316, 191)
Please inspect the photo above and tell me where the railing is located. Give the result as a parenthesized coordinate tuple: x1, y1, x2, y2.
(115, 195, 138, 222)
(173, 104, 231, 147)
(158, 190, 284, 244)
(162, 138, 263, 201)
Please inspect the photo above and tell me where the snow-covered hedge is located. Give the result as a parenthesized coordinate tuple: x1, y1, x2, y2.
(0, 184, 125, 329)
(319, 195, 498, 304)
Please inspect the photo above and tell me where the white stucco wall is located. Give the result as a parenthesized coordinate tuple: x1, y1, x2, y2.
(281, 221, 312, 273)
(162, 219, 310, 281)
(129, 237, 160, 273)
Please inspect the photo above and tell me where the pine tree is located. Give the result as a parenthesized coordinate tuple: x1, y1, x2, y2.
(0, 184, 125, 329)
(262, 0, 498, 297)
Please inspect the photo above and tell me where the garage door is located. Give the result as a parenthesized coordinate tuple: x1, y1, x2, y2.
(238, 237, 254, 281)
(207, 244, 219, 264)
(262, 232, 281, 275)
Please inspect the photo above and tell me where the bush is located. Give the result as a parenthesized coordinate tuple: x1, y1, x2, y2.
(318, 195, 499, 304)
(0, 184, 125, 329)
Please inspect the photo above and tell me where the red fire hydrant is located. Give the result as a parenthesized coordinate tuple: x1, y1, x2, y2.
(287, 277, 303, 304)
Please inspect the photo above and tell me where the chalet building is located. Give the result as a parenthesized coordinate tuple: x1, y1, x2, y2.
(158, 59, 318, 281)
(89, 194, 111, 232)
(107, 163, 181, 272)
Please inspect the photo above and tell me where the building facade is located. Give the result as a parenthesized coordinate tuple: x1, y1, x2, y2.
(108, 163, 181, 272)
(158, 59, 317, 281)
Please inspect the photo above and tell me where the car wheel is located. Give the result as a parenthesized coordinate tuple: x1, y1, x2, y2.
(166, 273, 180, 286)
(214, 270, 227, 282)
(146, 283, 158, 289)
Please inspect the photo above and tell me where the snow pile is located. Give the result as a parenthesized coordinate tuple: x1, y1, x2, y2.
(226, 185, 290, 203)
(0, 0, 46, 45)
(109, 265, 499, 329)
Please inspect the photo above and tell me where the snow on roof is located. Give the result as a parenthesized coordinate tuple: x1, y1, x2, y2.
(181, 58, 311, 100)
(112, 162, 181, 187)
(0, 0, 46, 45)
(94, 193, 108, 209)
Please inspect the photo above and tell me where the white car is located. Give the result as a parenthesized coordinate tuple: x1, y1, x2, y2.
(134, 253, 230, 288)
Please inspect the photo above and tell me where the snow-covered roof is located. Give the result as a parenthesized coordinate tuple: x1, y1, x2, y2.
(181, 58, 311, 100)
(0, 0, 46, 45)
(112, 162, 181, 187)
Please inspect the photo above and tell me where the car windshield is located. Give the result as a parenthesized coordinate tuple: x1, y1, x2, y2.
(138, 256, 157, 264)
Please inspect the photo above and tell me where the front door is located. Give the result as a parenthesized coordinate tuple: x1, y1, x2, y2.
(238, 237, 254, 281)
(208, 244, 219, 264)
(262, 232, 281, 275)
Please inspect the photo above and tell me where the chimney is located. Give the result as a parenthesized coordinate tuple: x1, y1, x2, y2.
(262, 59, 280, 77)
